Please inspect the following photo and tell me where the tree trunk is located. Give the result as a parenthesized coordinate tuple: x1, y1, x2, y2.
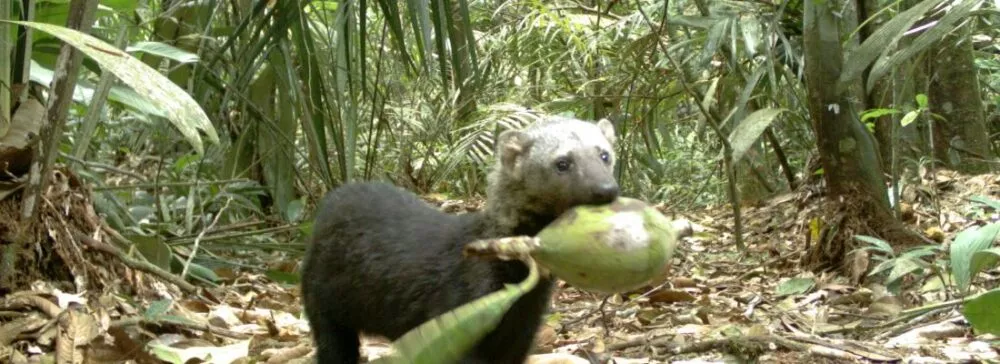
(927, 25, 994, 174)
(802, 0, 922, 275)
(803, 0, 887, 207)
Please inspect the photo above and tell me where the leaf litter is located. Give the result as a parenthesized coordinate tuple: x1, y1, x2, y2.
(0, 170, 998, 363)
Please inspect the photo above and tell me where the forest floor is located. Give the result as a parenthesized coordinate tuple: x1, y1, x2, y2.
(1, 170, 998, 363)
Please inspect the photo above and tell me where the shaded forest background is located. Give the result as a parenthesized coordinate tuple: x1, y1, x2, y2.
(0, 0, 999, 362)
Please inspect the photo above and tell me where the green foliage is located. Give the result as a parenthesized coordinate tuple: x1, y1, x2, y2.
(837, 0, 946, 91)
(728, 108, 788, 163)
(853, 208, 1000, 297)
(775, 277, 816, 297)
(126, 41, 200, 64)
(838, 0, 984, 93)
(4, 20, 219, 153)
(854, 235, 948, 293)
(372, 258, 540, 364)
(144, 299, 173, 321)
(859, 108, 902, 122)
(950, 222, 1000, 295)
(962, 289, 1000, 336)
(969, 195, 1000, 211)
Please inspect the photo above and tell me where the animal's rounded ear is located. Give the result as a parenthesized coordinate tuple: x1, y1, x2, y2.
(496, 130, 535, 171)
(597, 118, 616, 145)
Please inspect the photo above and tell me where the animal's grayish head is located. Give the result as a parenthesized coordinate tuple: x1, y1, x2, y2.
(491, 116, 619, 223)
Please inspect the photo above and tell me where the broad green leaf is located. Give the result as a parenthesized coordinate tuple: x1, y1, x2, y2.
(733, 65, 766, 124)
(950, 222, 1000, 294)
(969, 195, 1000, 210)
(899, 245, 941, 260)
(144, 299, 173, 320)
(921, 275, 947, 292)
(860, 108, 901, 122)
(739, 16, 762, 57)
(171, 257, 222, 283)
(148, 345, 185, 364)
(159, 315, 203, 328)
(132, 234, 173, 271)
(970, 248, 1000, 286)
(265, 270, 301, 285)
(667, 15, 719, 29)
(183, 261, 221, 283)
(126, 41, 200, 64)
(962, 289, 1000, 335)
(915, 93, 929, 108)
(97, 0, 139, 14)
(373, 259, 540, 363)
(700, 19, 729, 66)
(900, 111, 919, 127)
(285, 198, 305, 222)
(701, 78, 720, 114)
(887, 258, 924, 287)
(127, 205, 155, 222)
(727, 108, 787, 163)
(838, 0, 945, 89)
(29, 60, 169, 119)
(4, 20, 219, 154)
(148, 339, 250, 364)
(867, 0, 983, 92)
(775, 277, 815, 297)
(869, 257, 900, 278)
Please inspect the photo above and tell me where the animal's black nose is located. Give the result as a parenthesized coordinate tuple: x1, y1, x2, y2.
(592, 182, 619, 204)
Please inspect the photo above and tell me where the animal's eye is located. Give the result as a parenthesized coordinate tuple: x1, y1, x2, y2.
(600, 151, 610, 163)
(555, 159, 571, 172)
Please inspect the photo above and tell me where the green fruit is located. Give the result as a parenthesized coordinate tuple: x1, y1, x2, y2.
(531, 197, 679, 294)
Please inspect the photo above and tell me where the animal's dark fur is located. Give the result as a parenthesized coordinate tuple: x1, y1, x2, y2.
(301, 118, 619, 363)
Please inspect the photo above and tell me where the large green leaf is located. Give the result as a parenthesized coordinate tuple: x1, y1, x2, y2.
(29, 60, 169, 119)
(962, 289, 1000, 335)
(131, 234, 173, 271)
(950, 222, 1000, 294)
(837, 0, 945, 90)
(775, 277, 815, 297)
(727, 108, 787, 163)
(4, 20, 219, 154)
(700, 18, 729, 66)
(373, 259, 540, 364)
(866, 0, 983, 92)
(126, 41, 200, 64)
(854, 235, 895, 255)
(969, 195, 1000, 211)
(668, 15, 721, 30)
(98, 0, 140, 13)
(887, 257, 925, 287)
(970, 248, 1000, 284)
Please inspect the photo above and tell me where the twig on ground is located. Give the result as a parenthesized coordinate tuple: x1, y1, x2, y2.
(181, 197, 232, 279)
(110, 316, 250, 340)
(607, 334, 899, 362)
(60, 152, 148, 182)
(874, 307, 954, 340)
(75, 233, 198, 293)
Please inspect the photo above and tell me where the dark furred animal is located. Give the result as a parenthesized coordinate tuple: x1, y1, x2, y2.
(301, 117, 619, 363)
